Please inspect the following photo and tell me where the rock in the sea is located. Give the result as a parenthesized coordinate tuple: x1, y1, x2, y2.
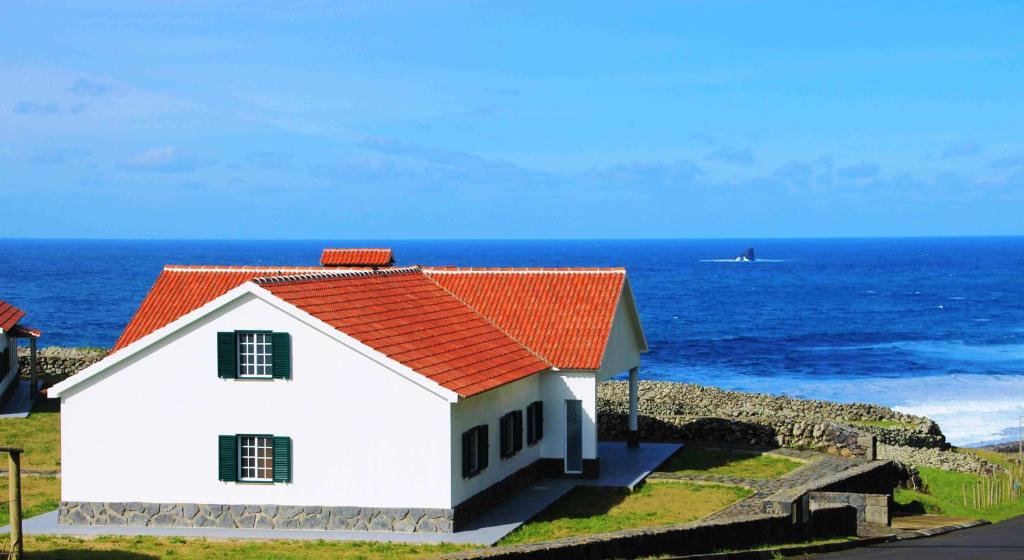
(734, 248, 756, 261)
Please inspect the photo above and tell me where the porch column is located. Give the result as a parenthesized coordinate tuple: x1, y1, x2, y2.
(627, 366, 640, 448)
(29, 338, 37, 399)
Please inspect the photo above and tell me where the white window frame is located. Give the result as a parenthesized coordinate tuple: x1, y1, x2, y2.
(238, 435, 274, 482)
(237, 331, 272, 378)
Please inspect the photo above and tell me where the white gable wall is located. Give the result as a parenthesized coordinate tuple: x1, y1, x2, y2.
(60, 293, 453, 509)
(595, 287, 645, 382)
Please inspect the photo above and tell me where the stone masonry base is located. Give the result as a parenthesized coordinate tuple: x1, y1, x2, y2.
(58, 502, 455, 533)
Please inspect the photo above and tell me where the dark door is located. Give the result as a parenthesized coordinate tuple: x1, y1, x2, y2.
(565, 399, 583, 473)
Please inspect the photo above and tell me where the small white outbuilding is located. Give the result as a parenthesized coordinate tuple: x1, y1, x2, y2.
(49, 250, 647, 533)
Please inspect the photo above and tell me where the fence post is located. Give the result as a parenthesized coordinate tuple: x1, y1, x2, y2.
(3, 447, 24, 560)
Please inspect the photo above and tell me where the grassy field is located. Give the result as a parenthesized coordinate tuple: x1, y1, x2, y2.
(657, 446, 803, 480)
(498, 481, 753, 545)
(895, 466, 1024, 523)
(0, 475, 61, 526)
(0, 398, 61, 472)
(14, 535, 472, 559)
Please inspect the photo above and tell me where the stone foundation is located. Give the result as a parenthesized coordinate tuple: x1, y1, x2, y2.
(58, 501, 454, 533)
(810, 492, 891, 525)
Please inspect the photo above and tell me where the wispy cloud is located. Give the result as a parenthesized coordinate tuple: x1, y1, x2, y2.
(14, 101, 61, 115)
(121, 147, 208, 173)
(937, 142, 983, 159)
(245, 151, 294, 170)
(838, 162, 880, 179)
(465, 104, 500, 117)
(70, 78, 115, 97)
(705, 145, 755, 166)
(989, 152, 1024, 169)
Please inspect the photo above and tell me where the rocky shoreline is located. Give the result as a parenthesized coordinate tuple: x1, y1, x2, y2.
(598, 380, 997, 474)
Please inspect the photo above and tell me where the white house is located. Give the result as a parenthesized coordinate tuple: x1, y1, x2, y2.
(49, 249, 647, 533)
(0, 298, 41, 404)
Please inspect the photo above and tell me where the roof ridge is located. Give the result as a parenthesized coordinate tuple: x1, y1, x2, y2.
(252, 265, 422, 285)
(422, 272, 555, 368)
(423, 267, 626, 273)
(163, 265, 328, 272)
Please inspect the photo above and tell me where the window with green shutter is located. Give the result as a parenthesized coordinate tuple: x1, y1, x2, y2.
(461, 425, 488, 478)
(527, 401, 544, 445)
(218, 331, 291, 380)
(218, 434, 291, 484)
(499, 411, 523, 459)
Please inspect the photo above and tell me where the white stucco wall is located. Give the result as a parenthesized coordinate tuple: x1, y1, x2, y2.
(595, 286, 645, 382)
(449, 374, 545, 505)
(540, 370, 598, 462)
(59, 293, 454, 509)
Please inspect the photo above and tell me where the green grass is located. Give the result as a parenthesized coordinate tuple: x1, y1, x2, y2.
(0, 475, 61, 526)
(12, 535, 472, 559)
(849, 419, 919, 430)
(499, 481, 753, 545)
(657, 446, 803, 480)
(0, 398, 61, 472)
(895, 466, 1024, 523)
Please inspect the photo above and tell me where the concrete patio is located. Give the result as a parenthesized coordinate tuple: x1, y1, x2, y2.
(1, 442, 681, 546)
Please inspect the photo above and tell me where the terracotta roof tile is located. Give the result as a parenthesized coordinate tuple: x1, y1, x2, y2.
(0, 299, 27, 332)
(423, 268, 626, 370)
(112, 266, 333, 351)
(320, 248, 394, 267)
(256, 268, 549, 396)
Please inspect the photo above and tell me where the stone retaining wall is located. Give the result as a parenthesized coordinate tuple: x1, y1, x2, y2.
(17, 347, 106, 378)
(599, 413, 877, 459)
(599, 381, 947, 449)
(810, 492, 891, 525)
(59, 501, 454, 533)
(878, 443, 995, 474)
(444, 505, 857, 560)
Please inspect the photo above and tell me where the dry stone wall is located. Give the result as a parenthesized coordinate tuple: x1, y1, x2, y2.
(17, 346, 106, 377)
(599, 381, 948, 451)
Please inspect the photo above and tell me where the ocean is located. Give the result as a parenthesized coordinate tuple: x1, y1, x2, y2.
(1, 237, 1022, 447)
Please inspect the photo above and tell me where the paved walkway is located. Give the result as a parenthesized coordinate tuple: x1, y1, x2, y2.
(0, 381, 33, 419)
(648, 446, 869, 521)
(1, 442, 681, 546)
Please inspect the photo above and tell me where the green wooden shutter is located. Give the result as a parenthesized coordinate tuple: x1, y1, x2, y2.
(477, 425, 489, 470)
(271, 332, 291, 379)
(272, 436, 292, 483)
(218, 435, 237, 482)
(461, 430, 472, 478)
(536, 402, 544, 441)
(513, 410, 523, 452)
(217, 333, 237, 379)
(499, 414, 509, 458)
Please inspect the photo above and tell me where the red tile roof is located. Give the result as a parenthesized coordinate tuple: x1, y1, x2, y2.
(112, 266, 331, 351)
(321, 248, 394, 267)
(0, 300, 26, 332)
(256, 268, 550, 396)
(423, 268, 626, 370)
(109, 259, 635, 396)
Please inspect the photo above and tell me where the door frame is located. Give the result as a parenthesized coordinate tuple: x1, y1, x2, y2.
(564, 398, 583, 474)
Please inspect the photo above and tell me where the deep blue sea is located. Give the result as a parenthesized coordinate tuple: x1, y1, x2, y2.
(2, 238, 1022, 446)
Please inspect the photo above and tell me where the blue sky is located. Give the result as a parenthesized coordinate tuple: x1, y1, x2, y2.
(2, 1, 1023, 239)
